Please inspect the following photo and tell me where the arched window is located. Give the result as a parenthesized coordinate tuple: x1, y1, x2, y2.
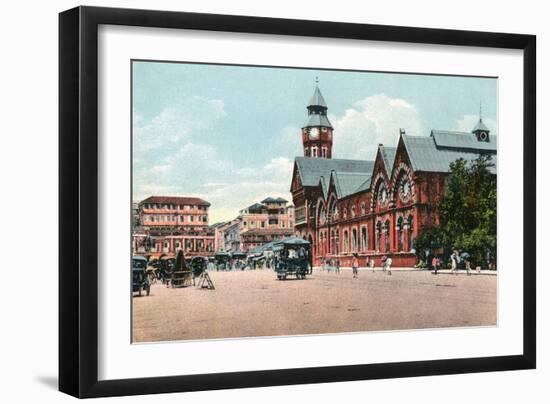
(361, 227, 367, 252)
(376, 221, 382, 251)
(361, 202, 366, 215)
(397, 216, 404, 251)
(376, 181, 388, 208)
(384, 219, 390, 252)
(343, 208, 347, 219)
(343, 230, 349, 253)
(330, 229, 335, 254)
(318, 204, 326, 226)
(407, 214, 414, 251)
(352, 228, 358, 252)
(351, 206, 356, 218)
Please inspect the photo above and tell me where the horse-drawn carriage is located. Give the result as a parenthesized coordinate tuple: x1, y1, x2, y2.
(274, 238, 311, 280)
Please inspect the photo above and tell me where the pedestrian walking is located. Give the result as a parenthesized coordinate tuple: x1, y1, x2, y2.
(370, 258, 375, 272)
(386, 256, 393, 275)
(381, 255, 387, 272)
(432, 256, 438, 275)
(352, 253, 359, 278)
(450, 250, 458, 275)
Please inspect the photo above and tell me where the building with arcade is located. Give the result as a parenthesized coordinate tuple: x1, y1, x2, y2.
(290, 84, 496, 267)
(132, 195, 215, 258)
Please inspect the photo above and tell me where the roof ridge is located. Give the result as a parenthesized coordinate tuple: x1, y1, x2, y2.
(336, 171, 372, 176)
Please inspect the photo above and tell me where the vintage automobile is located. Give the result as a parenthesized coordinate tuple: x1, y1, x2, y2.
(214, 252, 230, 271)
(274, 237, 311, 280)
(132, 256, 150, 296)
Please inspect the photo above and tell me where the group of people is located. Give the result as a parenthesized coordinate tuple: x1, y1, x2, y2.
(350, 253, 392, 278)
(430, 250, 477, 275)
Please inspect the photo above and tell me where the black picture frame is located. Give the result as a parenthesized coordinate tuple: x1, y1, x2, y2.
(59, 6, 536, 398)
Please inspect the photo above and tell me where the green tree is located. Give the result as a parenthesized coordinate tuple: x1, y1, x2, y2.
(415, 226, 444, 260)
(437, 155, 497, 267)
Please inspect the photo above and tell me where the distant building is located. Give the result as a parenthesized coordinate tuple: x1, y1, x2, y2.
(138, 196, 210, 227)
(211, 221, 230, 252)
(238, 197, 295, 251)
(212, 197, 295, 253)
(223, 219, 241, 252)
(132, 196, 215, 257)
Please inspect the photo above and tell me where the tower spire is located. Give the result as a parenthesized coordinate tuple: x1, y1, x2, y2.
(301, 80, 334, 159)
(472, 101, 490, 142)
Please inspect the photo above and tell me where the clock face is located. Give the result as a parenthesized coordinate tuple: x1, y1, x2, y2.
(309, 127, 320, 139)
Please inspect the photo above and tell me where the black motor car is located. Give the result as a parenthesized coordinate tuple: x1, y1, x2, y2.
(132, 256, 150, 296)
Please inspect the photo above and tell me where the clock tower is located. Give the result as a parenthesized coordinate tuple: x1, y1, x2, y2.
(302, 81, 333, 159)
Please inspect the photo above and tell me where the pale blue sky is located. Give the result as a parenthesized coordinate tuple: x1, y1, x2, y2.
(132, 60, 497, 223)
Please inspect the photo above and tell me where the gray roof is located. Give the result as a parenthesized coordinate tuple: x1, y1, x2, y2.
(303, 113, 333, 128)
(331, 171, 373, 198)
(402, 133, 497, 174)
(431, 130, 496, 152)
(308, 85, 327, 107)
(380, 146, 397, 177)
(262, 196, 288, 204)
(294, 157, 375, 188)
(472, 119, 490, 133)
(318, 176, 328, 198)
(247, 203, 266, 211)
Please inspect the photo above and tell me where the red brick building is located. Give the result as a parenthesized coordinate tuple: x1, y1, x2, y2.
(291, 85, 496, 267)
(133, 196, 215, 258)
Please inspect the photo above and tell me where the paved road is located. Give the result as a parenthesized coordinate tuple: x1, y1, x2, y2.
(132, 268, 496, 343)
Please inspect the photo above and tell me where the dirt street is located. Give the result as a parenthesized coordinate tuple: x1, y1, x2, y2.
(132, 269, 496, 343)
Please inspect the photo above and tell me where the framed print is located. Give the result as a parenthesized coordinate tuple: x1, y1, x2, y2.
(59, 6, 536, 398)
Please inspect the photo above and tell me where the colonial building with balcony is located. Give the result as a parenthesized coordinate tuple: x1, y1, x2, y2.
(211, 197, 296, 253)
(237, 197, 295, 251)
(132, 195, 215, 258)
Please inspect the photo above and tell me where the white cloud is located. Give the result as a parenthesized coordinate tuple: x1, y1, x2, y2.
(133, 96, 226, 154)
(455, 114, 497, 134)
(133, 97, 294, 222)
(331, 94, 424, 160)
(269, 125, 302, 157)
(263, 156, 294, 175)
